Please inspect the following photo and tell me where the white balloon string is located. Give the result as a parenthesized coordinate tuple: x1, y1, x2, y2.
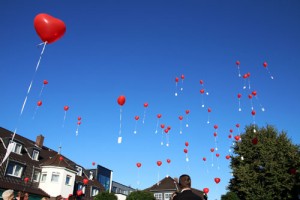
(155, 120, 159, 134)
(32, 106, 39, 120)
(166, 134, 170, 147)
(160, 129, 164, 145)
(134, 121, 137, 134)
(142, 108, 146, 124)
(175, 82, 178, 96)
(266, 68, 274, 79)
(39, 85, 45, 97)
(179, 121, 182, 134)
(76, 125, 79, 136)
(62, 111, 67, 127)
(119, 107, 122, 135)
(211, 153, 214, 167)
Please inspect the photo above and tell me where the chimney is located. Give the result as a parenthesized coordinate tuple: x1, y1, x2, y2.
(36, 134, 44, 148)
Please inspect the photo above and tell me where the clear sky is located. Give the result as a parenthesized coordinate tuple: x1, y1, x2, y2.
(1, 0, 300, 199)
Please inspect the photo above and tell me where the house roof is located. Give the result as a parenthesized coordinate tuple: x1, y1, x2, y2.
(144, 176, 179, 192)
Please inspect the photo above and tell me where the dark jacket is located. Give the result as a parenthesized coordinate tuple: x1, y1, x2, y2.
(173, 189, 203, 200)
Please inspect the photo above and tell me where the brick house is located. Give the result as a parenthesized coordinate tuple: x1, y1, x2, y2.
(0, 127, 105, 199)
(144, 176, 205, 200)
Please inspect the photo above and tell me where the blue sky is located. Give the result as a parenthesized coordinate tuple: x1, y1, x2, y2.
(1, 0, 300, 199)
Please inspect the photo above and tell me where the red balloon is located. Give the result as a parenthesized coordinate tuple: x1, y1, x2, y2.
(34, 13, 66, 44)
(117, 95, 126, 106)
(236, 60, 240, 66)
(92, 162, 96, 166)
(64, 105, 69, 111)
(77, 121, 81, 125)
(59, 156, 63, 161)
(216, 153, 220, 157)
(248, 94, 253, 99)
(208, 108, 211, 112)
(167, 159, 171, 164)
(157, 114, 162, 118)
(214, 177, 221, 184)
(136, 162, 142, 168)
(77, 190, 83, 196)
(157, 161, 162, 166)
(228, 134, 232, 139)
(181, 74, 185, 79)
(203, 188, 209, 194)
(202, 157, 206, 161)
(226, 155, 230, 160)
(164, 129, 169, 133)
(78, 116, 82, 121)
(185, 110, 190, 114)
(251, 110, 256, 116)
(237, 93, 242, 98)
(160, 124, 165, 129)
(43, 80, 48, 85)
(213, 124, 218, 129)
(144, 102, 148, 108)
(213, 132, 217, 137)
(236, 123, 240, 128)
(263, 61, 268, 68)
(229, 129, 233, 133)
(135, 116, 140, 120)
(243, 73, 248, 79)
(184, 148, 188, 154)
(175, 77, 179, 82)
(234, 135, 240, 141)
(200, 89, 205, 94)
(37, 100, 42, 106)
(83, 178, 88, 185)
(252, 137, 258, 145)
(24, 177, 29, 183)
(185, 141, 189, 147)
(179, 116, 183, 120)
(210, 148, 214, 152)
(252, 91, 257, 96)
(199, 80, 204, 85)
(167, 126, 171, 130)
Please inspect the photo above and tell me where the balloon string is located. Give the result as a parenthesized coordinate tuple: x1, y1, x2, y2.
(237, 66, 241, 77)
(179, 121, 182, 134)
(180, 80, 184, 91)
(134, 121, 137, 134)
(185, 116, 189, 127)
(39, 85, 45, 97)
(155, 120, 159, 134)
(32, 106, 39, 119)
(62, 111, 67, 127)
(160, 129, 164, 145)
(255, 96, 265, 112)
(238, 99, 242, 111)
(20, 42, 47, 116)
(166, 134, 169, 147)
(142, 108, 146, 124)
(266, 68, 274, 79)
(201, 95, 205, 108)
(119, 107, 122, 135)
(250, 99, 254, 110)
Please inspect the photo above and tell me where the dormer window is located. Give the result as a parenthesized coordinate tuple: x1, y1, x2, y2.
(75, 166, 82, 176)
(6, 161, 24, 178)
(11, 141, 22, 154)
(91, 187, 99, 196)
(32, 150, 39, 160)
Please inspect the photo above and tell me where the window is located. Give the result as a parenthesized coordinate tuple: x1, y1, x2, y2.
(41, 173, 47, 182)
(91, 187, 99, 196)
(51, 172, 60, 182)
(75, 166, 82, 176)
(65, 175, 71, 185)
(164, 193, 173, 200)
(12, 142, 22, 154)
(32, 150, 39, 160)
(33, 170, 41, 182)
(77, 183, 86, 194)
(154, 193, 162, 200)
(6, 162, 24, 177)
(99, 175, 110, 191)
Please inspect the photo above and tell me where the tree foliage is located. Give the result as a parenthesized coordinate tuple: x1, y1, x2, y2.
(127, 190, 156, 200)
(94, 191, 117, 200)
(221, 191, 240, 200)
(227, 125, 300, 200)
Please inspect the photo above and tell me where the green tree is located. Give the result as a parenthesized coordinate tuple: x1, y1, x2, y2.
(221, 191, 240, 200)
(227, 125, 300, 200)
(126, 190, 156, 200)
(94, 191, 117, 200)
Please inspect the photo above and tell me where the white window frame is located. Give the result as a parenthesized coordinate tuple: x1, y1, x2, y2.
(41, 173, 47, 182)
(33, 170, 41, 182)
(164, 193, 173, 200)
(51, 172, 60, 182)
(32, 150, 39, 160)
(12, 142, 22, 154)
(154, 193, 162, 200)
(6, 162, 24, 177)
(65, 175, 72, 185)
(91, 187, 99, 196)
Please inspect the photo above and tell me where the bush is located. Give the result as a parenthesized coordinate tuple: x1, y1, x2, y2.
(126, 190, 156, 200)
(94, 191, 117, 200)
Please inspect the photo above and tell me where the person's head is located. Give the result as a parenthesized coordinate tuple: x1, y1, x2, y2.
(2, 189, 14, 200)
(56, 195, 63, 200)
(178, 174, 192, 189)
(23, 193, 29, 200)
(41, 197, 50, 200)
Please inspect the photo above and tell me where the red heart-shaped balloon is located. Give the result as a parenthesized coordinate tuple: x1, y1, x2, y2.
(34, 13, 66, 44)
(214, 177, 221, 184)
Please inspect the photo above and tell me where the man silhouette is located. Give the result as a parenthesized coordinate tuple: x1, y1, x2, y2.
(172, 174, 203, 200)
